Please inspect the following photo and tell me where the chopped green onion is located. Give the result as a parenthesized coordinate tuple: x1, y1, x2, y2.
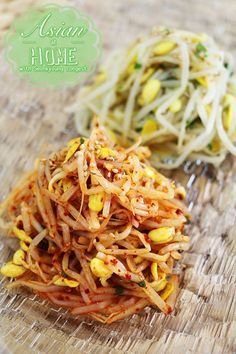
(80, 137, 85, 145)
(115, 286, 124, 295)
(207, 143, 213, 150)
(195, 43, 207, 59)
(138, 281, 146, 288)
(134, 62, 142, 69)
(185, 215, 191, 223)
(135, 127, 142, 132)
(186, 119, 196, 129)
(224, 62, 234, 76)
(193, 80, 200, 88)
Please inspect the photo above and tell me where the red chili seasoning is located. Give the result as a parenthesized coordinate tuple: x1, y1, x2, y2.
(111, 259, 118, 265)
(125, 273, 131, 281)
(84, 289, 90, 294)
(144, 234, 151, 243)
(176, 209, 183, 215)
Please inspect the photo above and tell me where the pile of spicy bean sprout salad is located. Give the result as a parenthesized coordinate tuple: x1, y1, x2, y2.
(68, 27, 236, 169)
(0, 121, 189, 323)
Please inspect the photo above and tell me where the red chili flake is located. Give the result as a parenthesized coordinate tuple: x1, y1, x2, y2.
(118, 269, 121, 272)
(176, 209, 183, 215)
(104, 261, 109, 265)
(144, 234, 151, 243)
(125, 273, 131, 281)
(111, 259, 118, 265)
(84, 289, 90, 294)
(166, 306, 173, 315)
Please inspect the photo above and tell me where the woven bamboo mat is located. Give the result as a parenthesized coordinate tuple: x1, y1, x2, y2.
(0, 0, 235, 353)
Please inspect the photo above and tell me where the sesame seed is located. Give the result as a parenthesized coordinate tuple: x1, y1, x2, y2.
(105, 163, 113, 170)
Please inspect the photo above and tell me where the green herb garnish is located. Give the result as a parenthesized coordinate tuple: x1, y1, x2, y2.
(115, 286, 124, 295)
(134, 62, 142, 69)
(207, 143, 213, 150)
(135, 127, 142, 132)
(185, 215, 191, 224)
(186, 119, 196, 129)
(80, 137, 85, 145)
(193, 80, 200, 88)
(195, 43, 207, 59)
(223, 62, 234, 76)
(138, 281, 146, 288)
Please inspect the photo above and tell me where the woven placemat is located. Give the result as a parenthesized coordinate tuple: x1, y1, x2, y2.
(0, 1, 235, 353)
